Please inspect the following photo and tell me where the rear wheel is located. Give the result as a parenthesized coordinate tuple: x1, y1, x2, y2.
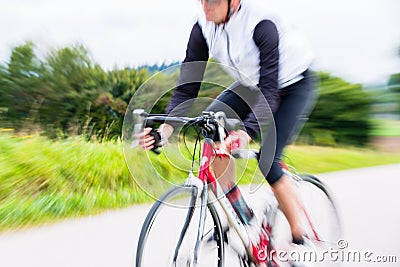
(271, 174, 342, 266)
(136, 185, 225, 267)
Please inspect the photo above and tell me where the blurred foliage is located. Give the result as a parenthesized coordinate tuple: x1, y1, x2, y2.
(387, 45, 400, 115)
(388, 72, 400, 115)
(137, 62, 180, 74)
(300, 72, 373, 146)
(0, 42, 149, 140)
(0, 41, 396, 146)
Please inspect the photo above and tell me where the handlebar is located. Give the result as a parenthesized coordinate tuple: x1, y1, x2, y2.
(131, 109, 244, 154)
(141, 111, 242, 133)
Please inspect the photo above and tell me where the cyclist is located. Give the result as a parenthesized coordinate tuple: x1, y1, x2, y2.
(141, 0, 316, 249)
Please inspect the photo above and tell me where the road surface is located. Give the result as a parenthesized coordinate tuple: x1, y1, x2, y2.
(0, 164, 399, 266)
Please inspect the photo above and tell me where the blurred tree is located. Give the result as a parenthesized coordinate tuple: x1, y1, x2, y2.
(0, 43, 377, 145)
(300, 72, 373, 146)
(106, 68, 148, 103)
(388, 73, 400, 92)
(38, 45, 107, 135)
(0, 63, 11, 125)
(137, 61, 180, 74)
(88, 92, 127, 139)
(0, 42, 44, 129)
(387, 46, 400, 115)
(0, 42, 153, 139)
(0, 63, 9, 111)
(87, 68, 149, 139)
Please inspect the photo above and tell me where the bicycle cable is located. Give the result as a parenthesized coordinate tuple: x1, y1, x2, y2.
(181, 118, 203, 172)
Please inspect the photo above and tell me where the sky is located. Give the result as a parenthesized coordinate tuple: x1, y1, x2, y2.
(0, 0, 399, 85)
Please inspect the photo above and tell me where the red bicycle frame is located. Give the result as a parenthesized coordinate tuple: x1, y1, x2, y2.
(196, 137, 271, 264)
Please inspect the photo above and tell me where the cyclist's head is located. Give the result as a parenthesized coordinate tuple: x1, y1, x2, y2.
(200, 0, 239, 24)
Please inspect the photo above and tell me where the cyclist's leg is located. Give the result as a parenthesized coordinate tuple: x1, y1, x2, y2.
(259, 70, 317, 242)
(206, 81, 259, 224)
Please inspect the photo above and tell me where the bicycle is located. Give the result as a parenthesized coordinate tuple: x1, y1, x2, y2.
(130, 109, 341, 267)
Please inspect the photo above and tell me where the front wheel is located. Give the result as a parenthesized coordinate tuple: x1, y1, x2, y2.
(136, 185, 225, 267)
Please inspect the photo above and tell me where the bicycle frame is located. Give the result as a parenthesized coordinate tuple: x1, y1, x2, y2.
(199, 138, 252, 251)
(183, 134, 269, 264)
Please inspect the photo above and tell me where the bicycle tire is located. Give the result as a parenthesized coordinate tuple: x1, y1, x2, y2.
(299, 174, 342, 244)
(271, 174, 342, 266)
(136, 185, 225, 267)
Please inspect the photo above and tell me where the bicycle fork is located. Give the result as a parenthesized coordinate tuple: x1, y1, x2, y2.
(171, 185, 198, 266)
(171, 178, 209, 267)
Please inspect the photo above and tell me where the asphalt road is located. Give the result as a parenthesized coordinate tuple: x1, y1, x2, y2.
(0, 164, 399, 267)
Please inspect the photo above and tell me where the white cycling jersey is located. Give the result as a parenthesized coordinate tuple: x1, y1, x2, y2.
(197, 0, 314, 89)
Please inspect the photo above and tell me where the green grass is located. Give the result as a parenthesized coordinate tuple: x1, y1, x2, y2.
(284, 145, 400, 174)
(1, 134, 400, 232)
(370, 119, 400, 136)
(0, 134, 150, 232)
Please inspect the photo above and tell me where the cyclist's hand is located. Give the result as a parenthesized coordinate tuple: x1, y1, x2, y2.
(139, 127, 158, 150)
(139, 124, 174, 151)
(224, 130, 251, 153)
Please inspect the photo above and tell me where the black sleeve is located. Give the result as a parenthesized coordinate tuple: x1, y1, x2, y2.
(166, 22, 209, 116)
(243, 20, 280, 138)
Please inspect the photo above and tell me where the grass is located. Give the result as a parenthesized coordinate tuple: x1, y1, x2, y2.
(370, 119, 400, 136)
(284, 145, 400, 174)
(1, 133, 400, 232)
(0, 134, 149, 232)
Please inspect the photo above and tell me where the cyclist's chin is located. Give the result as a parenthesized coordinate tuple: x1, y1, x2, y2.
(205, 14, 223, 24)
